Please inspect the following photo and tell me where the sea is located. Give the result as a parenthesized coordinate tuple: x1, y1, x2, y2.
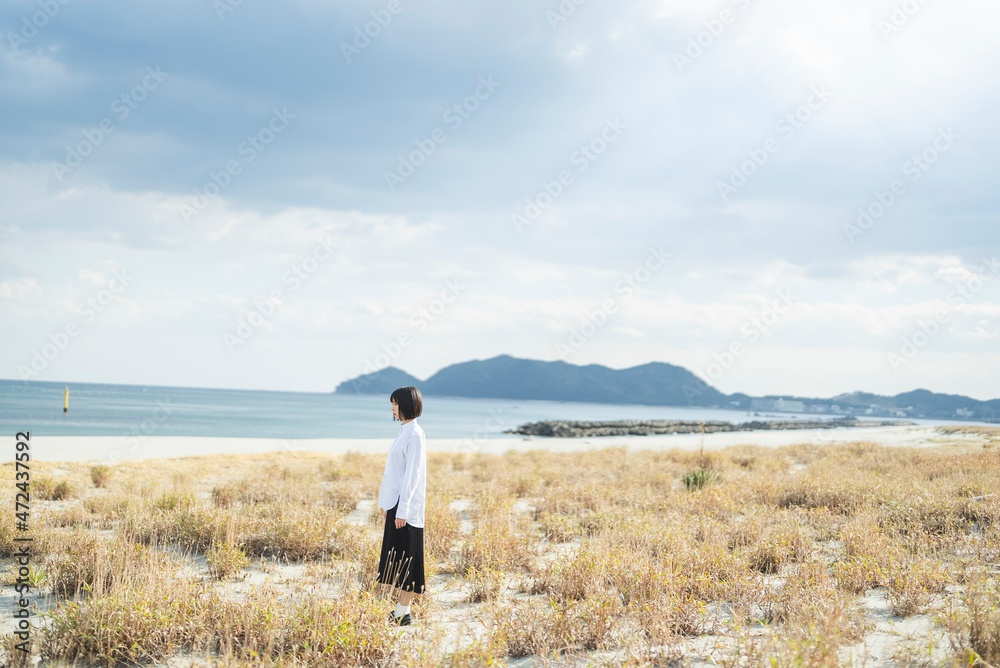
(0, 378, 984, 441)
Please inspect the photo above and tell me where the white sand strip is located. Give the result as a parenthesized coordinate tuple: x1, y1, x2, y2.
(25, 425, 982, 463)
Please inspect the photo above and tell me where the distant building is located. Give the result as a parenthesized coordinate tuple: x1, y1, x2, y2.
(750, 398, 805, 413)
(862, 404, 897, 417)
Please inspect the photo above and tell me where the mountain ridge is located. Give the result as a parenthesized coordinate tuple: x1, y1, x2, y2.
(335, 354, 999, 422)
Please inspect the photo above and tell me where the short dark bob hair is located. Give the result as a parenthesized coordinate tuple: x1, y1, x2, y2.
(390, 386, 423, 421)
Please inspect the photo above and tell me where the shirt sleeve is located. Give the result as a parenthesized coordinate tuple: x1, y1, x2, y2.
(395, 429, 425, 522)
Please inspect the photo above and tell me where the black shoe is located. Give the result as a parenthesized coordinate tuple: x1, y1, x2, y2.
(389, 611, 412, 626)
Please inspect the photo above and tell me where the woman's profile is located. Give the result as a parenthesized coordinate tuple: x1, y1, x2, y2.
(376, 385, 427, 626)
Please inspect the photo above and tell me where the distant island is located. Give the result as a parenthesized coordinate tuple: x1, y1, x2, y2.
(335, 354, 1000, 423)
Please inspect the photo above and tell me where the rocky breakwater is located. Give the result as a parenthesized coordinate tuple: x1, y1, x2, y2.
(505, 417, 908, 438)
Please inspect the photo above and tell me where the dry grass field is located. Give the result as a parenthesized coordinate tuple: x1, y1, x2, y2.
(2, 430, 1000, 667)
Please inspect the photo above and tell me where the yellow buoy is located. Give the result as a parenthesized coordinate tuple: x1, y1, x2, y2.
(64, 386, 69, 413)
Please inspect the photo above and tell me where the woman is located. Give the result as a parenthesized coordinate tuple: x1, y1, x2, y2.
(377, 386, 427, 626)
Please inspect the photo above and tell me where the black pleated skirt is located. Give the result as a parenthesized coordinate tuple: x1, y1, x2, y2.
(377, 502, 426, 595)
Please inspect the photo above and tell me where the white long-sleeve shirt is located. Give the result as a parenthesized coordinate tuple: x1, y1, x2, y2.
(377, 419, 426, 528)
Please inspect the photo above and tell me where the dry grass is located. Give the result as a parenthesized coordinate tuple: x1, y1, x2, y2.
(89, 464, 113, 488)
(453, 493, 536, 575)
(937, 425, 1000, 438)
(31, 475, 76, 501)
(946, 575, 1000, 665)
(0, 441, 997, 666)
(488, 594, 624, 657)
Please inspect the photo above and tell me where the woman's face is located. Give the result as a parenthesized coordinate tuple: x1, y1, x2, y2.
(391, 400, 400, 421)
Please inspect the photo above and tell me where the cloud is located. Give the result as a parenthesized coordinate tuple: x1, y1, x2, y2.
(0, 0, 996, 398)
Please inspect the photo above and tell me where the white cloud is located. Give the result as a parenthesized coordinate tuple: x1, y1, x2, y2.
(0, 48, 86, 101)
(0, 1, 996, 399)
(0, 277, 42, 299)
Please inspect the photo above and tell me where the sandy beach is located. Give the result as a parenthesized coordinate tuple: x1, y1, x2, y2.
(28, 424, 992, 463)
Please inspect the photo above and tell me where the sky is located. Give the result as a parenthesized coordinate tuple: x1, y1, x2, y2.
(1, 0, 998, 400)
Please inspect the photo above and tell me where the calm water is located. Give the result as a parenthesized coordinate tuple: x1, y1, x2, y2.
(0, 378, 977, 440)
